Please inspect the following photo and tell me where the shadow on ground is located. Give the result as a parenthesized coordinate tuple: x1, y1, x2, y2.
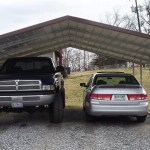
(0, 106, 149, 128)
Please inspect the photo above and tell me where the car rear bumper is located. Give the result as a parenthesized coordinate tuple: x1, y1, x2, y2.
(86, 101, 148, 116)
(0, 94, 55, 108)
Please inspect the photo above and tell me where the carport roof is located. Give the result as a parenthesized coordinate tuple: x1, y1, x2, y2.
(0, 15, 150, 64)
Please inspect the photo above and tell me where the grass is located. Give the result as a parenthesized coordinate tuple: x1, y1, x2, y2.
(64, 68, 150, 108)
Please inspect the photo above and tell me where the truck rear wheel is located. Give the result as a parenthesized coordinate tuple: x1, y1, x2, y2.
(137, 115, 147, 123)
(61, 88, 65, 108)
(49, 93, 64, 123)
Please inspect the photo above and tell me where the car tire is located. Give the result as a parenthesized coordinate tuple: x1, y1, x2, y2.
(136, 115, 147, 123)
(85, 112, 94, 122)
(49, 93, 64, 123)
(83, 102, 86, 111)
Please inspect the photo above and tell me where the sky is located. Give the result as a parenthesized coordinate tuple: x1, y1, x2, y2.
(0, 0, 146, 35)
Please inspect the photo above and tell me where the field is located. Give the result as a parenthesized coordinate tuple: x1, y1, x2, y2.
(64, 68, 150, 108)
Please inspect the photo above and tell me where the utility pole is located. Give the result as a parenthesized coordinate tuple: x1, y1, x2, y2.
(135, 0, 141, 32)
(131, 0, 142, 33)
(131, 0, 143, 84)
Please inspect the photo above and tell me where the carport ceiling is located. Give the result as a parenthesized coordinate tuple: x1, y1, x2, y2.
(0, 15, 150, 64)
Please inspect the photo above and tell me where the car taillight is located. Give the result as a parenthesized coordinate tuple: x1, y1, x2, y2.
(128, 94, 147, 100)
(89, 94, 112, 100)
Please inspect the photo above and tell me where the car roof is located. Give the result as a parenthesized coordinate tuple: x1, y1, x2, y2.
(95, 72, 133, 76)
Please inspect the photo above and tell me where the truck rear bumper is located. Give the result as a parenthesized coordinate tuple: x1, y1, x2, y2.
(0, 94, 55, 107)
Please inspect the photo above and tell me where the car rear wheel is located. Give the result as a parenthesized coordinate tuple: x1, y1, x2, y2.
(49, 93, 64, 123)
(85, 112, 94, 122)
(83, 102, 85, 111)
(136, 115, 147, 123)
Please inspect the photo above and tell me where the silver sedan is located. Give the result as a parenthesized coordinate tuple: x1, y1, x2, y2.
(80, 72, 148, 122)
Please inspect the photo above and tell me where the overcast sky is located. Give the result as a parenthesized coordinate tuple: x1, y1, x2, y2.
(0, 0, 145, 35)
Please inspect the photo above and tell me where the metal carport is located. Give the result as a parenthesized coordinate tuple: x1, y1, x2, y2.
(0, 15, 150, 80)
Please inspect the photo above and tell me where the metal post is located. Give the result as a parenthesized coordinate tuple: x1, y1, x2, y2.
(84, 50, 86, 71)
(140, 59, 142, 85)
(149, 56, 150, 77)
(132, 62, 135, 76)
(59, 49, 62, 66)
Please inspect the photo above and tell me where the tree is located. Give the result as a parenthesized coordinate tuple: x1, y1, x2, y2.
(140, 0, 150, 34)
(62, 48, 72, 67)
(90, 54, 106, 69)
(91, 0, 150, 68)
(63, 1, 150, 70)
(62, 48, 94, 72)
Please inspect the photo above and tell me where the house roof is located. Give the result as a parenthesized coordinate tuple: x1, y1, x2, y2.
(0, 15, 150, 64)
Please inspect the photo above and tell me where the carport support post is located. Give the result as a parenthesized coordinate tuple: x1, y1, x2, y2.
(149, 56, 150, 77)
(59, 49, 62, 66)
(132, 62, 135, 76)
(140, 59, 142, 85)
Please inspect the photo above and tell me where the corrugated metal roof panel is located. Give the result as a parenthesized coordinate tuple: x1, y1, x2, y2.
(0, 15, 150, 64)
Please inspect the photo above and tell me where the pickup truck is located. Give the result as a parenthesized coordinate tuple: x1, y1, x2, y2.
(0, 57, 65, 123)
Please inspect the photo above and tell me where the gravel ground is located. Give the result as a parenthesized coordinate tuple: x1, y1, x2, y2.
(0, 107, 150, 150)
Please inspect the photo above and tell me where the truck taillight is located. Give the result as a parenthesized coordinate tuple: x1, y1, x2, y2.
(89, 94, 112, 100)
(127, 94, 147, 100)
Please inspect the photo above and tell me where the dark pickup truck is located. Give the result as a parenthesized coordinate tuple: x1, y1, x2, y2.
(0, 57, 65, 123)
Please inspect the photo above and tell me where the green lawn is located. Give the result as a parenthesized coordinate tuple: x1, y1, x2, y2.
(64, 68, 150, 108)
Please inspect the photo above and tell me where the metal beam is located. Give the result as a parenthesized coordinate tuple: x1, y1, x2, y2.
(68, 39, 147, 64)
(69, 42, 144, 64)
(68, 26, 150, 55)
(69, 34, 148, 62)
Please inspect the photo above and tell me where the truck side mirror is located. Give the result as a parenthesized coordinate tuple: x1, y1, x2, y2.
(56, 66, 64, 72)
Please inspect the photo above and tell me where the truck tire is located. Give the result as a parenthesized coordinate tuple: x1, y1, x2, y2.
(137, 115, 147, 123)
(61, 88, 65, 108)
(49, 93, 64, 123)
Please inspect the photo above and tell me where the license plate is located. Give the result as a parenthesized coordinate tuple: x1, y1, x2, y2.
(11, 97, 23, 108)
(114, 94, 125, 100)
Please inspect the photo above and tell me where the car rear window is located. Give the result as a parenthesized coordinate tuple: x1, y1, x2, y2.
(1, 58, 55, 73)
(94, 75, 139, 86)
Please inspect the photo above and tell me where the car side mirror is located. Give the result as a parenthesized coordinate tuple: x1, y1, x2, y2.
(56, 66, 64, 72)
(80, 83, 87, 87)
